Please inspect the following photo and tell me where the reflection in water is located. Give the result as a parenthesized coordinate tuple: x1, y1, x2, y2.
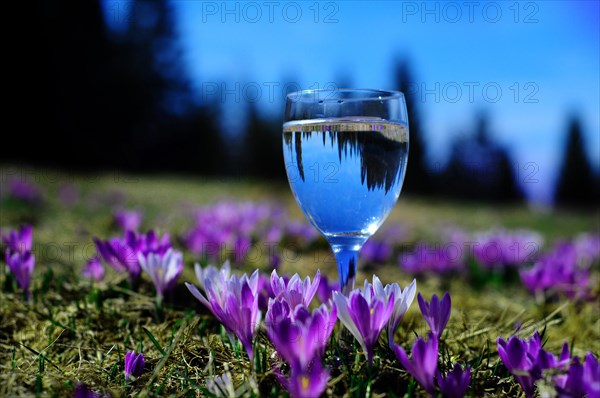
(284, 129, 408, 194)
(295, 132, 304, 181)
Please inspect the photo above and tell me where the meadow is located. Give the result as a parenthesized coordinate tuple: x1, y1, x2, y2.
(0, 170, 598, 397)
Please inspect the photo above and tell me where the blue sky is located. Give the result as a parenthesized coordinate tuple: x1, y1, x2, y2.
(109, 1, 600, 204)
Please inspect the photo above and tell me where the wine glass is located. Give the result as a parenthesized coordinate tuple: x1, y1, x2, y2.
(283, 89, 409, 294)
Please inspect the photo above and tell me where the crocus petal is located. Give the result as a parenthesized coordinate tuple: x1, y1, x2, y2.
(583, 352, 600, 397)
(124, 351, 145, 381)
(334, 276, 398, 363)
(6, 250, 35, 295)
(187, 264, 260, 360)
(82, 256, 104, 281)
(333, 291, 366, 353)
(271, 269, 320, 309)
(266, 299, 335, 371)
(394, 335, 438, 396)
(348, 292, 372, 346)
(138, 249, 183, 298)
(418, 292, 451, 339)
(387, 279, 417, 347)
(437, 363, 471, 398)
(279, 361, 330, 398)
(185, 282, 211, 309)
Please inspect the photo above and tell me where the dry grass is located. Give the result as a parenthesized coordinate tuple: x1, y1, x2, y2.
(0, 169, 598, 397)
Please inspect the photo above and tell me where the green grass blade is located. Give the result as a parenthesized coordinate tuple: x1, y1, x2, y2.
(143, 327, 166, 356)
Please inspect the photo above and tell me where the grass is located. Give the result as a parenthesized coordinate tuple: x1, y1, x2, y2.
(0, 169, 599, 397)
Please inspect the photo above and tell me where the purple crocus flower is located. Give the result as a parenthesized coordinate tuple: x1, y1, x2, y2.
(553, 352, 599, 398)
(124, 351, 145, 381)
(437, 363, 471, 398)
(2, 224, 33, 254)
(418, 292, 451, 339)
(184, 200, 282, 262)
(386, 279, 417, 348)
(472, 228, 542, 269)
(393, 333, 439, 397)
(7, 178, 43, 204)
(6, 250, 35, 298)
(3, 225, 35, 299)
(497, 332, 597, 397)
(82, 256, 105, 281)
(265, 300, 337, 369)
(183, 227, 218, 259)
(94, 230, 172, 279)
(333, 276, 395, 363)
(316, 275, 339, 304)
(94, 235, 139, 277)
(232, 235, 252, 264)
(496, 334, 538, 397)
(361, 239, 393, 264)
(186, 264, 261, 360)
(265, 225, 284, 244)
(520, 241, 591, 300)
(135, 230, 172, 256)
(496, 331, 570, 398)
(114, 210, 143, 232)
(72, 383, 102, 398)
(265, 295, 291, 325)
(400, 243, 464, 275)
(362, 224, 408, 264)
(138, 249, 183, 301)
(270, 269, 320, 310)
(277, 361, 330, 398)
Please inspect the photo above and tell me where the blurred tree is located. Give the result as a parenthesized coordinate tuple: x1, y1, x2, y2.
(97, 0, 224, 173)
(443, 114, 523, 203)
(9, 0, 223, 174)
(241, 102, 286, 181)
(393, 60, 430, 194)
(555, 117, 600, 208)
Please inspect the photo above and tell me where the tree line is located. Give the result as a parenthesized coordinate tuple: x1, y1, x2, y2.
(6, 0, 598, 208)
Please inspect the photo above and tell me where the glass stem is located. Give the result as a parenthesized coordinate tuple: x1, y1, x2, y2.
(329, 237, 365, 295)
